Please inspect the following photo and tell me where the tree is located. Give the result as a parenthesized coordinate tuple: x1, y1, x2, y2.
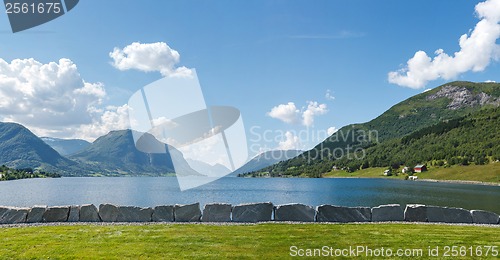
(461, 157, 470, 166)
(474, 154, 487, 165)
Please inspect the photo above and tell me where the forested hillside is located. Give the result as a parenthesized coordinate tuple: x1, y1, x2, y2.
(249, 82, 500, 177)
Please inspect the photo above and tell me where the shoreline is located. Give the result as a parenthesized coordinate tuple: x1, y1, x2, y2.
(415, 178, 500, 187)
(317, 175, 500, 187)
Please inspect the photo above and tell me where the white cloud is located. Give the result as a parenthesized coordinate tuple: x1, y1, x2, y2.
(325, 89, 335, 101)
(388, 0, 500, 89)
(277, 131, 301, 150)
(110, 42, 193, 77)
(74, 104, 131, 141)
(2, 42, 197, 141)
(485, 80, 497, 83)
(268, 101, 328, 127)
(327, 126, 338, 136)
(302, 101, 328, 127)
(0, 58, 102, 129)
(0, 57, 131, 141)
(267, 102, 300, 124)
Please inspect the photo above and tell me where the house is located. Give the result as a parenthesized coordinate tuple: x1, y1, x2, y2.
(402, 166, 410, 174)
(414, 164, 427, 173)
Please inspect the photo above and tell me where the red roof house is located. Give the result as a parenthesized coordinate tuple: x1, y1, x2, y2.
(414, 164, 427, 173)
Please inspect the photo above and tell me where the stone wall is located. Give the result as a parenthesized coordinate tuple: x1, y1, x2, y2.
(0, 203, 498, 224)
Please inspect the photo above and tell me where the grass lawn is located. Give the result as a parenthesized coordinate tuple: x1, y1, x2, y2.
(418, 163, 500, 183)
(323, 167, 406, 180)
(323, 163, 500, 184)
(0, 223, 498, 259)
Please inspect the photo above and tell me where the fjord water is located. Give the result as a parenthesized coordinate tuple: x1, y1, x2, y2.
(0, 177, 498, 214)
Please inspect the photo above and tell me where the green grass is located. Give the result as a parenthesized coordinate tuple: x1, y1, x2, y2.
(323, 163, 500, 184)
(323, 167, 406, 179)
(0, 223, 498, 259)
(418, 163, 500, 183)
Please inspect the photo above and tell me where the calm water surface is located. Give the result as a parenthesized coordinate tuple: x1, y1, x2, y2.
(0, 177, 498, 214)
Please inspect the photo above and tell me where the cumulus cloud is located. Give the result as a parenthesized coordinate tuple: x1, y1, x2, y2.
(327, 126, 338, 136)
(110, 42, 193, 77)
(302, 101, 328, 127)
(388, 0, 500, 89)
(74, 104, 131, 141)
(0, 58, 103, 128)
(267, 102, 300, 124)
(267, 101, 328, 127)
(277, 131, 302, 150)
(0, 57, 130, 141)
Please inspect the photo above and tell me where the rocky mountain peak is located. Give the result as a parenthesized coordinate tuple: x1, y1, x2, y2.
(426, 85, 499, 110)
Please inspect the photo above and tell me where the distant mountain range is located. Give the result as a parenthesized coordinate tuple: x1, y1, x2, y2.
(0, 121, 300, 177)
(230, 150, 303, 176)
(41, 137, 90, 156)
(0, 124, 198, 176)
(186, 159, 231, 177)
(1, 81, 498, 178)
(70, 130, 198, 176)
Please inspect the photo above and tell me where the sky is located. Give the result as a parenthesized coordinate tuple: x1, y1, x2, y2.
(0, 0, 499, 158)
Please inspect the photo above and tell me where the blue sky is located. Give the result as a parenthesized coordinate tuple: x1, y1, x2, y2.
(0, 0, 499, 157)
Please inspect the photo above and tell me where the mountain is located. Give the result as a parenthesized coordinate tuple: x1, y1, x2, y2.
(41, 137, 91, 156)
(256, 81, 500, 177)
(315, 81, 500, 156)
(354, 106, 500, 169)
(230, 150, 303, 176)
(0, 122, 74, 171)
(186, 159, 231, 177)
(70, 130, 198, 176)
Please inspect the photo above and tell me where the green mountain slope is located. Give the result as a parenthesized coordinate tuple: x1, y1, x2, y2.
(70, 130, 197, 176)
(0, 122, 75, 172)
(255, 81, 500, 177)
(337, 106, 500, 170)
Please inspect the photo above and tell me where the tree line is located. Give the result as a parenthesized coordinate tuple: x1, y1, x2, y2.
(0, 165, 61, 181)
